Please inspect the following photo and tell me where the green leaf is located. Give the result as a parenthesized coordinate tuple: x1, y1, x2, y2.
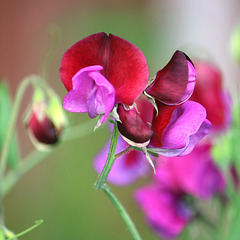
(0, 81, 19, 168)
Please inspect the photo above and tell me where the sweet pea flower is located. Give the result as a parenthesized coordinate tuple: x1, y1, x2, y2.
(190, 61, 232, 132)
(135, 186, 193, 239)
(60, 32, 149, 125)
(117, 51, 211, 156)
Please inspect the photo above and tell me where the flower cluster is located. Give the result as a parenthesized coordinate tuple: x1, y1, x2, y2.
(60, 32, 211, 157)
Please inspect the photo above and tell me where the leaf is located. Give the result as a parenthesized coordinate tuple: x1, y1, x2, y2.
(0, 81, 19, 168)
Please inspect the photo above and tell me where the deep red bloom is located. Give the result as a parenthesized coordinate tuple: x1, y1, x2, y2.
(60, 32, 149, 106)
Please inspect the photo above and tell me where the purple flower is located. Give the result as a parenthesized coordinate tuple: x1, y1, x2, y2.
(135, 186, 193, 239)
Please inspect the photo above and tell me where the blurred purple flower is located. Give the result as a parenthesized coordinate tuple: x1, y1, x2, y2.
(135, 144, 225, 238)
(135, 186, 193, 239)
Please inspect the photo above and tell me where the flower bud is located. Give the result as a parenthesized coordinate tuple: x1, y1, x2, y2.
(25, 84, 68, 151)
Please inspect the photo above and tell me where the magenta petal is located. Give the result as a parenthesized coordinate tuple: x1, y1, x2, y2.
(63, 65, 115, 123)
(161, 101, 211, 154)
(135, 186, 192, 239)
(146, 51, 196, 105)
(93, 136, 149, 185)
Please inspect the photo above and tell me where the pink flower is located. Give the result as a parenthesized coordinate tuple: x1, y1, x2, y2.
(135, 186, 193, 239)
(190, 61, 232, 132)
(60, 32, 149, 124)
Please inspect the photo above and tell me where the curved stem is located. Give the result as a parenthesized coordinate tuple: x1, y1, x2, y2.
(0, 75, 37, 186)
(95, 121, 119, 190)
(102, 185, 142, 240)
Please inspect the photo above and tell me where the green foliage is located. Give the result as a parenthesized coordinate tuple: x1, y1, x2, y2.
(0, 81, 19, 168)
(212, 100, 240, 170)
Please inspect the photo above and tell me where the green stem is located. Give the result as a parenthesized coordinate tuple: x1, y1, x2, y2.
(102, 185, 142, 240)
(95, 121, 119, 190)
(6, 219, 43, 240)
(0, 75, 38, 183)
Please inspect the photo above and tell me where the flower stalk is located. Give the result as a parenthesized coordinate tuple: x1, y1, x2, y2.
(95, 120, 119, 190)
(102, 185, 142, 240)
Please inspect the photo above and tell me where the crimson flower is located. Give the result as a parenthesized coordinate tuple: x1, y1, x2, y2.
(60, 32, 148, 124)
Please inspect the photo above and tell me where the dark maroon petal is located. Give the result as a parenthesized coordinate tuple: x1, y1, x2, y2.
(146, 51, 192, 105)
(60, 33, 149, 105)
(117, 104, 153, 147)
(150, 101, 178, 147)
(28, 112, 58, 145)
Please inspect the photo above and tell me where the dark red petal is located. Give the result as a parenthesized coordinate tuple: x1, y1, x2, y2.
(146, 51, 190, 104)
(150, 101, 178, 147)
(117, 104, 153, 146)
(28, 113, 58, 145)
(60, 33, 149, 105)
(190, 61, 227, 128)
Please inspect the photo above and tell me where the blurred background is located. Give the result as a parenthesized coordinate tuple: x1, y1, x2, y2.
(0, 0, 240, 239)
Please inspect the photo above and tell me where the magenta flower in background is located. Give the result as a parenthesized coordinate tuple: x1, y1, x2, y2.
(135, 186, 193, 239)
(60, 32, 149, 124)
(135, 144, 225, 239)
(190, 61, 232, 132)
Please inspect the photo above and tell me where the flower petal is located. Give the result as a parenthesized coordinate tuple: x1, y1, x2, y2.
(93, 136, 149, 185)
(150, 101, 178, 147)
(146, 51, 196, 105)
(60, 32, 149, 105)
(117, 104, 153, 147)
(63, 65, 115, 124)
(160, 101, 211, 154)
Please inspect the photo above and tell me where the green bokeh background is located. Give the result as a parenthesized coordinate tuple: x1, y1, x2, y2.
(1, 0, 239, 239)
